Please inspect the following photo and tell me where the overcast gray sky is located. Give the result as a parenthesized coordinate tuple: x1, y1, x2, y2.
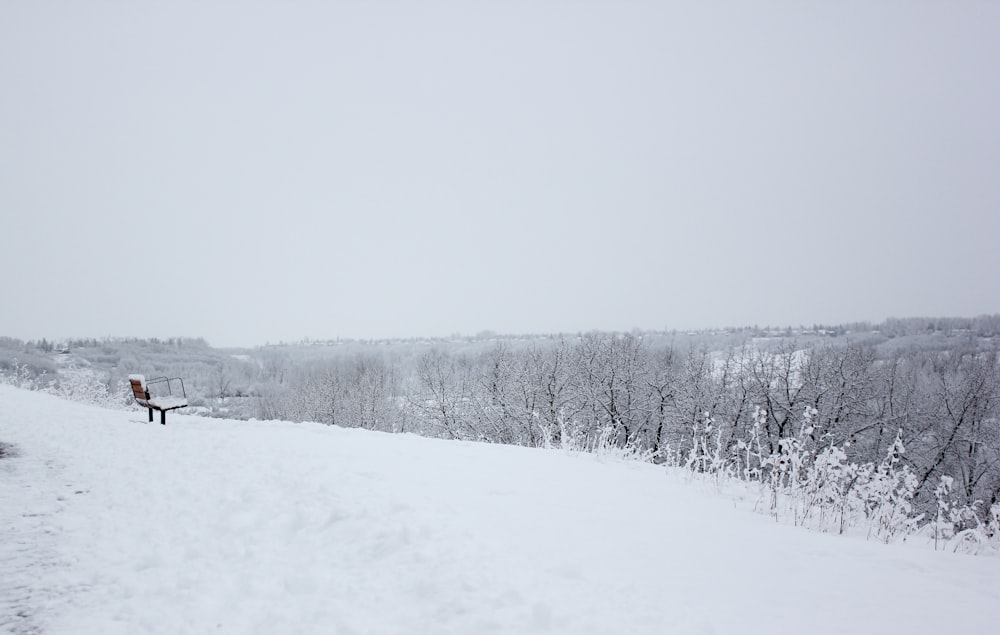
(2, 1, 998, 347)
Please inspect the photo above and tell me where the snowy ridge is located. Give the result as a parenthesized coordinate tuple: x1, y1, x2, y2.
(1, 385, 998, 635)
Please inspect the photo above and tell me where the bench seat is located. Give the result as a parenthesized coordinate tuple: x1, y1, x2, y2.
(148, 395, 189, 410)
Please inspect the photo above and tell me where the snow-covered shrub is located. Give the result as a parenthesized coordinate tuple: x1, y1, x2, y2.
(930, 476, 1000, 555)
(590, 424, 658, 462)
(947, 502, 1000, 555)
(0, 358, 37, 389)
(932, 476, 958, 550)
(732, 406, 768, 489)
(540, 413, 588, 455)
(538, 413, 656, 462)
(859, 431, 921, 542)
(43, 365, 134, 410)
(756, 407, 817, 523)
(688, 404, 928, 543)
(799, 445, 857, 533)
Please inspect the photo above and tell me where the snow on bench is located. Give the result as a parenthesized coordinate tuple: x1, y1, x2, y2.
(129, 374, 188, 425)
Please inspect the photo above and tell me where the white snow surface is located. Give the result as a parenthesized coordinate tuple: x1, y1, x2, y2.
(146, 395, 188, 410)
(1, 385, 998, 635)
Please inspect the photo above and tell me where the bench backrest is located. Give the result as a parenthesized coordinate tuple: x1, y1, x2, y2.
(130, 378, 149, 402)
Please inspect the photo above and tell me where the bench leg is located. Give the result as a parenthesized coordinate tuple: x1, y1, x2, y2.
(148, 408, 153, 423)
(161, 410, 166, 426)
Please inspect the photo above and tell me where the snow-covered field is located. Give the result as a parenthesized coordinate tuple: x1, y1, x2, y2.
(1, 385, 998, 635)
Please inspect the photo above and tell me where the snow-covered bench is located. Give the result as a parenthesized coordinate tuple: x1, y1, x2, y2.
(129, 374, 188, 425)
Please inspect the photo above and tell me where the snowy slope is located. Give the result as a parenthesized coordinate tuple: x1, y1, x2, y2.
(1, 385, 998, 635)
